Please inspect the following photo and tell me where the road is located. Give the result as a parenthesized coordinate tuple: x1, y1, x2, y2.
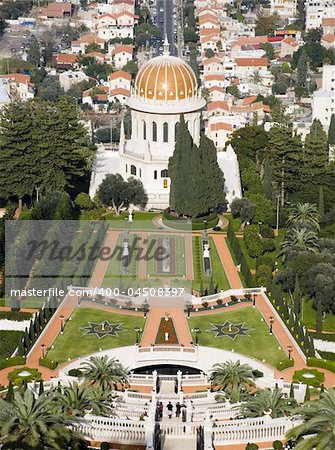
(156, 0, 177, 56)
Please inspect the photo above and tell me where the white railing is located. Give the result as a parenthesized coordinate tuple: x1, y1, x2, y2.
(213, 416, 302, 445)
(160, 422, 198, 436)
(136, 345, 198, 362)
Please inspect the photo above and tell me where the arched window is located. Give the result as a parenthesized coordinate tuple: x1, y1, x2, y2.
(143, 120, 146, 140)
(130, 165, 136, 176)
(163, 122, 168, 143)
(161, 169, 168, 178)
(154, 170, 157, 180)
(174, 122, 180, 141)
(152, 121, 157, 142)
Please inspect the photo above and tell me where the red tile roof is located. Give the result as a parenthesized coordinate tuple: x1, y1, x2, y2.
(108, 70, 132, 81)
(210, 122, 233, 132)
(56, 53, 78, 64)
(1, 73, 31, 84)
(109, 88, 130, 96)
(112, 45, 133, 54)
(235, 57, 269, 67)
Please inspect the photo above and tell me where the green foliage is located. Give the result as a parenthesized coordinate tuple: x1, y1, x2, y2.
(227, 125, 267, 170)
(256, 264, 272, 286)
(8, 367, 41, 385)
(39, 357, 58, 370)
(230, 197, 254, 224)
(307, 357, 335, 373)
(247, 193, 273, 225)
(328, 114, 335, 146)
(293, 368, 325, 387)
(122, 60, 139, 76)
(244, 225, 264, 258)
(292, 42, 335, 71)
(0, 331, 24, 359)
(301, 119, 329, 185)
(245, 444, 259, 450)
(0, 356, 26, 370)
(169, 116, 226, 217)
(276, 358, 294, 371)
(255, 12, 279, 35)
(272, 440, 283, 450)
(0, 0, 32, 19)
(68, 368, 83, 377)
(74, 193, 94, 210)
(297, 49, 308, 87)
(0, 311, 32, 321)
(260, 224, 274, 238)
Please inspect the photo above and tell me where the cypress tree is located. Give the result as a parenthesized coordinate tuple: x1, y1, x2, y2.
(316, 300, 322, 334)
(328, 114, 335, 146)
(29, 322, 35, 341)
(199, 280, 204, 296)
(318, 185, 325, 220)
(289, 382, 294, 399)
(24, 328, 30, 350)
(304, 384, 310, 402)
(297, 50, 308, 87)
(209, 276, 215, 295)
(17, 339, 25, 357)
(262, 157, 272, 201)
(5, 381, 14, 402)
(320, 384, 325, 394)
(293, 274, 301, 317)
(38, 380, 44, 396)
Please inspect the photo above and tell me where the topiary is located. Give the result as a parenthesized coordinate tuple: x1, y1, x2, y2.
(262, 239, 276, 253)
(68, 368, 82, 377)
(100, 443, 110, 450)
(245, 444, 259, 450)
(272, 441, 283, 450)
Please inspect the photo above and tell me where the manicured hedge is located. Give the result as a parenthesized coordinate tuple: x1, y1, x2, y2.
(0, 311, 33, 321)
(309, 331, 335, 342)
(276, 358, 294, 371)
(8, 366, 41, 385)
(39, 357, 58, 370)
(293, 368, 325, 387)
(307, 357, 335, 373)
(0, 356, 26, 370)
(162, 209, 218, 230)
(318, 351, 335, 362)
(0, 330, 24, 359)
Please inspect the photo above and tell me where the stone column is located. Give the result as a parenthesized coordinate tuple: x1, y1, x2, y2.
(204, 411, 214, 450)
(177, 370, 182, 393)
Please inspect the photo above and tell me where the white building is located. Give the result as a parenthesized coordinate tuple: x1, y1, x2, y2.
(0, 74, 35, 102)
(305, 0, 334, 30)
(312, 65, 335, 129)
(59, 70, 89, 92)
(90, 39, 242, 209)
(270, 0, 297, 21)
(0, 79, 11, 109)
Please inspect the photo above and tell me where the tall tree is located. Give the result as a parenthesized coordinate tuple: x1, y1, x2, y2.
(267, 122, 303, 206)
(302, 119, 329, 185)
(293, 274, 301, 316)
(210, 360, 255, 391)
(296, 49, 309, 87)
(262, 157, 273, 201)
(0, 102, 36, 210)
(27, 35, 41, 67)
(328, 114, 335, 146)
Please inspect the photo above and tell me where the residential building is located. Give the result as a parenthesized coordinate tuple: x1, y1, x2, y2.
(59, 70, 89, 91)
(305, 0, 334, 30)
(0, 74, 35, 101)
(312, 65, 335, 129)
(270, 0, 297, 20)
(38, 1, 73, 19)
(279, 37, 299, 58)
(71, 34, 105, 54)
(111, 45, 133, 69)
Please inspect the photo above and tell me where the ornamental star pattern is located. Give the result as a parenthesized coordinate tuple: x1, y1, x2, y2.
(209, 321, 251, 340)
(81, 321, 125, 339)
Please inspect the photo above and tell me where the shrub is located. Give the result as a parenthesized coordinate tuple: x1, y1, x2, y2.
(100, 442, 110, 450)
(213, 226, 221, 231)
(262, 239, 276, 253)
(0, 330, 25, 359)
(256, 256, 274, 270)
(248, 240, 264, 258)
(39, 357, 58, 370)
(256, 264, 272, 286)
(8, 367, 41, 385)
(202, 301, 209, 309)
(307, 357, 335, 373)
(260, 224, 274, 238)
(277, 358, 294, 371)
(252, 369, 264, 378)
(0, 356, 26, 370)
(293, 368, 325, 387)
(272, 441, 283, 450)
(0, 311, 32, 321)
(230, 295, 238, 302)
(68, 368, 83, 377)
(318, 351, 335, 362)
(245, 444, 259, 450)
(216, 299, 223, 306)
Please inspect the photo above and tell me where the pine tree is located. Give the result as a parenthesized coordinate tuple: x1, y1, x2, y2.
(304, 384, 310, 402)
(54, 193, 74, 220)
(268, 123, 303, 205)
(302, 119, 329, 185)
(262, 157, 273, 201)
(293, 274, 301, 317)
(27, 36, 41, 66)
(5, 381, 14, 402)
(316, 300, 322, 334)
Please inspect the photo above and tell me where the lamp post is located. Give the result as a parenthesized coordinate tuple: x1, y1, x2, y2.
(287, 345, 293, 360)
(269, 316, 274, 334)
(41, 343, 46, 358)
(191, 328, 201, 345)
(59, 314, 65, 333)
(134, 327, 143, 345)
(252, 294, 256, 307)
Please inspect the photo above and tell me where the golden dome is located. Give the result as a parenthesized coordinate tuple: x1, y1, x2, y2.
(135, 41, 198, 101)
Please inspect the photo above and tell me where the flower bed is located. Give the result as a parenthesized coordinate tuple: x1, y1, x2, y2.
(155, 318, 179, 344)
(293, 368, 325, 387)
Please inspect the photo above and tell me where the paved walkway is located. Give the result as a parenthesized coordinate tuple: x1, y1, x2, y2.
(211, 234, 242, 289)
(141, 307, 192, 347)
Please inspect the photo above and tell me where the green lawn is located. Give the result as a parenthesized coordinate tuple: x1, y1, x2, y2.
(47, 308, 146, 364)
(188, 307, 286, 368)
(222, 215, 242, 232)
(302, 299, 335, 333)
(192, 236, 230, 292)
(104, 212, 159, 231)
(146, 234, 186, 277)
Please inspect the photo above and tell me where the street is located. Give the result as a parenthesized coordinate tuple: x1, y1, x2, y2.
(156, 0, 177, 56)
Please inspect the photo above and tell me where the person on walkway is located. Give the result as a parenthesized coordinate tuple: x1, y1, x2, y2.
(166, 401, 173, 419)
(175, 402, 181, 418)
(158, 401, 163, 420)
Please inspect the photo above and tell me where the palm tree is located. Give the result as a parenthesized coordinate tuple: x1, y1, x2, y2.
(80, 355, 128, 391)
(286, 388, 335, 450)
(240, 387, 296, 419)
(210, 360, 256, 391)
(215, 385, 248, 404)
(0, 389, 81, 449)
(54, 383, 116, 417)
(282, 227, 319, 257)
(287, 203, 320, 230)
(249, 70, 262, 85)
